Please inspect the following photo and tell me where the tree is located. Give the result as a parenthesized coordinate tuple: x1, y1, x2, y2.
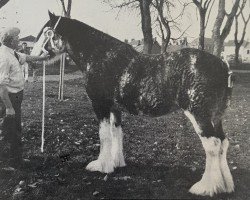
(59, 0, 72, 18)
(0, 0, 10, 9)
(153, 0, 170, 53)
(212, 0, 240, 57)
(192, 0, 215, 50)
(153, 0, 190, 53)
(104, 0, 154, 54)
(139, 0, 153, 54)
(234, 0, 250, 64)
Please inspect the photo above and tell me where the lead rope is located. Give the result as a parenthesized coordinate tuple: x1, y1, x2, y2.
(40, 16, 62, 152)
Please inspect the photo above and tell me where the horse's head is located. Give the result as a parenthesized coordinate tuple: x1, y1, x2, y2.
(31, 11, 68, 61)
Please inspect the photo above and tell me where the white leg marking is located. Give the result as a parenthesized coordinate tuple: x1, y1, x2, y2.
(220, 138, 234, 193)
(184, 111, 202, 134)
(190, 137, 226, 197)
(110, 113, 126, 168)
(184, 111, 233, 196)
(86, 119, 114, 173)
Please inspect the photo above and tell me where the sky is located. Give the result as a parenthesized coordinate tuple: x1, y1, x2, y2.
(0, 0, 249, 43)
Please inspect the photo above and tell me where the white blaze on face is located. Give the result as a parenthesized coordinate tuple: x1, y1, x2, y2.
(31, 28, 50, 56)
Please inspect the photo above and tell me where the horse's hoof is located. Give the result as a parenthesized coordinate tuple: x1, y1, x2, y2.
(224, 180, 234, 193)
(114, 160, 126, 168)
(117, 160, 126, 167)
(86, 159, 114, 174)
(189, 180, 225, 197)
(113, 154, 126, 168)
(189, 181, 214, 197)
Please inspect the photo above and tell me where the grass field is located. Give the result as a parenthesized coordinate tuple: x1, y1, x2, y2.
(0, 71, 249, 200)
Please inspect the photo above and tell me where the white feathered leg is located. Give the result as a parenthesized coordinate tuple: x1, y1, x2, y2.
(184, 111, 233, 197)
(86, 119, 115, 173)
(220, 138, 234, 193)
(110, 113, 126, 168)
(189, 137, 226, 197)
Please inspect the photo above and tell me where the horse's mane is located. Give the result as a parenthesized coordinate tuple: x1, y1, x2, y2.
(70, 18, 125, 45)
(54, 16, 133, 53)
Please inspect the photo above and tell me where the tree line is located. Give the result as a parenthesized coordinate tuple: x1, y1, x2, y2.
(1, 0, 249, 63)
(105, 0, 250, 63)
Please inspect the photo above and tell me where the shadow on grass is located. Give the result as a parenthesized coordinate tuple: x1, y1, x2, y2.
(2, 155, 247, 200)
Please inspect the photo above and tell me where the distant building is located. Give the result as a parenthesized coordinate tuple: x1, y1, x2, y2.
(166, 37, 188, 52)
(19, 35, 36, 52)
(242, 42, 250, 63)
(189, 37, 213, 54)
(224, 40, 250, 63)
(126, 38, 161, 54)
(165, 44, 183, 52)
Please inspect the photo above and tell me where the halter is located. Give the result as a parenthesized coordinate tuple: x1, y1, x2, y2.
(42, 16, 62, 54)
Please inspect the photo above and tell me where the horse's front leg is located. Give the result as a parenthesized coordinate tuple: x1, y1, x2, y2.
(110, 108, 126, 168)
(86, 105, 125, 173)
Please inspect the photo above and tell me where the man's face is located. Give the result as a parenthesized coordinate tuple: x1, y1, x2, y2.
(22, 43, 27, 49)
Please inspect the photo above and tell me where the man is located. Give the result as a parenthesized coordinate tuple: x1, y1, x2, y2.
(0, 27, 49, 168)
(19, 42, 29, 82)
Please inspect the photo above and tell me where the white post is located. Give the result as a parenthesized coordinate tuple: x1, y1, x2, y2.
(61, 53, 65, 99)
(58, 53, 65, 100)
(41, 61, 46, 152)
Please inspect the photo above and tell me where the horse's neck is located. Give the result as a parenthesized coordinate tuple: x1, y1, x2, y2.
(68, 25, 123, 60)
(64, 21, 137, 71)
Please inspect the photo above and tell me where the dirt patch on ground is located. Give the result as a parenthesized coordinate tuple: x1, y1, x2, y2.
(0, 72, 249, 200)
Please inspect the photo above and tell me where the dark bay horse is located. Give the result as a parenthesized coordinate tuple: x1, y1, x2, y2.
(31, 12, 234, 197)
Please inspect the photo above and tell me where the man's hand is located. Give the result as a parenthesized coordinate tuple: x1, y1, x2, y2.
(41, 52, 50, 60)
(26, 53, 50, 62)
(6, 107, 15, 116)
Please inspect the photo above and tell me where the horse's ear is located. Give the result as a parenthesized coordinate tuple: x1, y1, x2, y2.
(48, 10, 56, 21)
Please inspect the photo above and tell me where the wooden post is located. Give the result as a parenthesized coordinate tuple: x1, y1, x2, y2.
(58, 53, 65, 100)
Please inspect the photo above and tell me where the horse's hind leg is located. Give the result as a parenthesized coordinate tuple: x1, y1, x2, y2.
(184, 110, 234, 197)
(213, 119, 234, 193)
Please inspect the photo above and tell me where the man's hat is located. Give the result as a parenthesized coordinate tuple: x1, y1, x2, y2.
(0, 27, 20, 43)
